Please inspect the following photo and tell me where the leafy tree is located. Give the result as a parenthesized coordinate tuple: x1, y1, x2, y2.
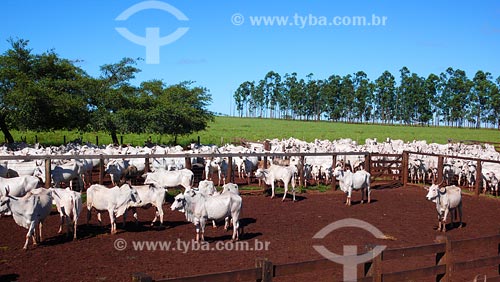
(322, 74, 342, 121)
(471, 70, 495, 128)
(89, 57, 141, 144)
(234, 81, 254, 118)
(149, 81, 213, 144)
(374, 71, 396, 123)
(352, 71, 372, 123)
(0, 38, 90, 143)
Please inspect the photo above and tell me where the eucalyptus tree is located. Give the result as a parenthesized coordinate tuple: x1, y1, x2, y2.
(263, 71, 282, 119)
(489, 77, 500, 129)
(425, 73, 440, 126)
(340, 74, 354, 122)
(234, 81, 254, 117)
(322, 74, 342, 121)
(352, 71, 372, 123)
(439, 68, 472, 127)
(374, 71, 396, 123)
(470, 70, 495, 128)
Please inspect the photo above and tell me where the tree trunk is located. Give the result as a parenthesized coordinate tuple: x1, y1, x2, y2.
(0, 114, 14, 144)
(111, 130, 119, 145)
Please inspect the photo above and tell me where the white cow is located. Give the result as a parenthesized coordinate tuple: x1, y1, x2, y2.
(170, 189, 242, 241)
(125, 184, 167, 226)
(425, 184, 463, 232)
(333, 166, 371, 206)
(254, 164, 296, 201)
(86, 184, 142, 234)
(142, 169, 193, 190)
(51, 160, 84, 190)
(105, 159, 130, 186)
(49, 187, 82, 240)
(0, 175, 41, 198)
(197, 180, 217, 196)
(0, 187, 53, 249)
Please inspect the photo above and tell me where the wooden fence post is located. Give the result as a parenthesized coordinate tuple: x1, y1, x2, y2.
(437, 155, 444, 184)
(402, 151, 409, 188)
(475, 160, 482, 196)
(131, 272, 152, 282)
(331, 154, 337, 190)
(435, 235, 447, 282)
(299, 156, 305, 187)
(144, 155, 149, 174)
(227, 156, 233, 184)
(44, 158, 52, 189)
(445, 235, 453, 282)
(185, 156, 192, 170)
(363, 245, 382, 282)
(256, 258, 273, 282)
(99, 155, 105, 185)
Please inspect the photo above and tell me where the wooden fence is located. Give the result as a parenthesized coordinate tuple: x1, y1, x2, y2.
(131, 233, 500, 282)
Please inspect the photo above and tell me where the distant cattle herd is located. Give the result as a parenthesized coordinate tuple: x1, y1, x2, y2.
(0, 137, 499, 249)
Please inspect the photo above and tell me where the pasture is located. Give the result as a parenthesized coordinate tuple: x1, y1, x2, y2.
(8, 116, 500, 147)
(1, 186, 500, 281)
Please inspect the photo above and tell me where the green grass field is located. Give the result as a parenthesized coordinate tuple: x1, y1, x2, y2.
(8, 116, 500, 147)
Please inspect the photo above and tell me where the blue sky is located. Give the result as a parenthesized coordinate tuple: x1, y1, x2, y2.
(2, 1, 499, 115)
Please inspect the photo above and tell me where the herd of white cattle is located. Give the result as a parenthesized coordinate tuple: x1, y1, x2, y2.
(0, 137, 499, 249)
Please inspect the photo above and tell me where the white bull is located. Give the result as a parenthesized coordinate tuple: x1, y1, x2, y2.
(143, 169, 193, 190)
(49, 187, 82, 240)
(333, 166, 371, 206)
(254, 164, 296, 201)
(425, 184, 463, 232)
(86, 184, 142, 234)
(171, 189, 242, 241)
(0, 187, 53, 249)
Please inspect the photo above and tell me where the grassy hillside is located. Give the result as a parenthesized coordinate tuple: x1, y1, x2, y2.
(7, 116, 500, 147)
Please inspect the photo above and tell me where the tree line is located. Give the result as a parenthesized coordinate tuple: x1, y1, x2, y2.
(0, 38, 214, 144)
(233, 68, 500, 128)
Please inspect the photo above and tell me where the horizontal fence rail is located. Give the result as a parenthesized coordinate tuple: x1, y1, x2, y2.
(132, 234, 500, 282)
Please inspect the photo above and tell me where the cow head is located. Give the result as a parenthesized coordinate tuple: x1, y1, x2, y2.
(171, 193, 186, 212)
(425, 184, 442, 201)
(254, 168, 267, 179)
(332, 166, 344, 179)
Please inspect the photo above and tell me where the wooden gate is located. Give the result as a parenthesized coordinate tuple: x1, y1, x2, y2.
(369, 153, 404, 188)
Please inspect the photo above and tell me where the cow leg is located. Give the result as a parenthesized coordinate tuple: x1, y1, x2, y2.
(86, 208, 92, 224)
(271, 183, 275, 199)
(282, 183, 288, 202)
(97, 212, 102, 226)
(232, 218, 239, 241)
(109, 211, 117, 234)
(212, 220, 217, 228)
(58, 214, 64, 234)
(73, 217, 78, 240)
(224, 217, 230, 231)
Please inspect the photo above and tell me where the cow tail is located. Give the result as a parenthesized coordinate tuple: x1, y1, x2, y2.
(190, 173, 194, 188)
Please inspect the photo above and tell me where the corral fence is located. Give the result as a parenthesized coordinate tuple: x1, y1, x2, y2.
(131, 233, 500, 282)
(1, 150, 499, 194)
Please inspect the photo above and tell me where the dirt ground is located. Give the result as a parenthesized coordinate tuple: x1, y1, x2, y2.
(1, 183, 500, 282)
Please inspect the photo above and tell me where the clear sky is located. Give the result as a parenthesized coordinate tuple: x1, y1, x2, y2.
(2, 1, 499, 115)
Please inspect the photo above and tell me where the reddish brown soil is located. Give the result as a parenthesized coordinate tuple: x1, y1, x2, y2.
(1, 184, 500, 282)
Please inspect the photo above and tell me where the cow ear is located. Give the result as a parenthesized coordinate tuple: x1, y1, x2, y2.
(424, 186, 429, 191)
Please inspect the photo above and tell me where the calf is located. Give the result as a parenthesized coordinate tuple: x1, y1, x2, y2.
(125, 184, 167, 226)
(0, 187, 52, 249)
(425, 184, 463, 232)
(143, 168, 193, 190)
(254, 164, 296, 201)
(86, 184, 142, 234)
(333, 166, 371, 206)
(171, 189, 242, 241)
(49, 187, 82, 240)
